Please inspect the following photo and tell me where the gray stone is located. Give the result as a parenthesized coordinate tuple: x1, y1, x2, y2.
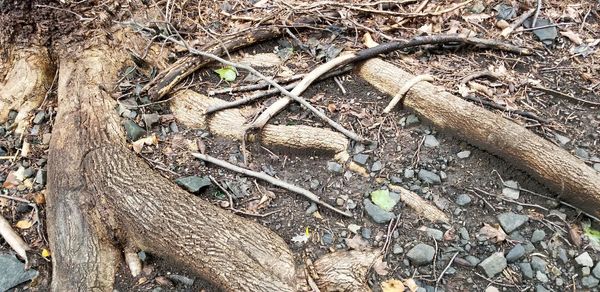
(502, 180, 520, 199)
(531, 229, 546, 243)
(439, 171, 447, 181)
(363, 199, 395, 224)
(392, 243, 403, 254)
(479, 252, 507, 278)
(424, 135, 439, 148)
(23, 167, 35, 178)
(575, 148, 590, 160)
(497, 212, 528, 233)
(505, 244, 525, 262)
(167, 274, 194, 286)
(353, 154, 369, 165)
(371, 161, 383, 172)
(519, 262, 534, 279)
(404, 168, 415, 179)
(594, 163, 600, 172)
(423, 228, 444, 241)
(466, 255, 480, 266)
(169, 122, 179, 133)
(305, 202, 318, 215)
(592, 262, 600, 278)
(455, 194, 472, 206)
(582, 276, 599, 288)
(531, 256, 547, 271)
(405, 114, 420, 126)
(33, 111, 46, 124)
(142, 113, 160, 128)
(457, 150, 471, 159)
(322, 232, 333, 245)
(0, 254, 38, 291)
(327, 162, 343, 173)
(535, 285, 550, 292)
(406, 243, 435, 265)
(30, 125, 40, 136)
(554, 133, 571, 146)
(583, 266, 591, 276)
(485, 287, 499, 292)
(123, 120, 146, 141)
(536, 271, 549, 283)
(418, 169, 441, 185)
(361, 228, 372, 239)
(175, 176, 211, 193)
(558, 248, 569, 264)
(459, 227, 470, 241)
(34, 169, 46, 186)
(523, 241, 535, 254)
(556, 278, 564, 286)
(575, 252, 594, 267)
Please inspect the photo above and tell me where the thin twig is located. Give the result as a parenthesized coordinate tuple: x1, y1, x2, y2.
(500, 9, 536, 38)
(193, 153, 352, 217)
(531, 0, 542, 28)
(532, 85, 600, 106)
(435, 252, 459, 291)
(463, 95, 550, 124)
(0, 215, 30, 260)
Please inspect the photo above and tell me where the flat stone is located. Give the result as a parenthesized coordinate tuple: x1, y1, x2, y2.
(123, 120, 146, 141)
(33, 111, 46, 124)
(583, 267, 591, 276)
(575, 252, 594, 267)
(424, 135, 439, 148)
(166, 274, 194, 286)
(406, 243, 435, 265)
(322, 232, 334, 245)
(327, 162, 343, 173)
(536, 271, 549, 283)
(457, 150, 471, 159)
(582, 276, 599, 288)
(34, 169, 46, 186)
(497, 212, 529, 233)
(554, 133, 571, 146)
(42, 133, 52, 145)
(423, 227, 444, 241)
(592, 262, 600, 278)
(485, 287, 499, 292)
(371, 161, 383, 172)
(502, 180, 520, 199)
(465, 255, 480, 266)
(418, 169, 441, 185)
(142, 113, 160, 128)
(479, 252, 507, 278)
(404, 168, 415, 178)
(0, 254, 38, 291)
(519, 262, 534, 279)
(347, 224, 361, 234)
(506, 244, 525, 262)
(531, 256, 547, 271)
(305, 202, 318, 215)
(455, 194, 472, 206)
(575, 148, 590, 160)
(353, 154, 369, 165)
(535, 285, 551, 292)
(392, 243, 403, 254)
(175, 176, 211, 193)
(531, 229, 546, 243)
(594, 163, 600, 172)
(459, 227, 470, 240)
(405, 114, 420, 126)
(363, 199, 395, 224)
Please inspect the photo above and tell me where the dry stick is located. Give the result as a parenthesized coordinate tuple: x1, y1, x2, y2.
(192, 153, 352, 217)
(463, 95, 550, 124)
(0, 215, 30, 260)
(206, 66, 353, 114)
(383, 74, 434, 113)
(531, 0, 543, 28)
(208, 74, 306, 96)
(532, 85, 600, 106)
(501, 9, 536, 38)
(249, 34, 530, 136)
(434, 252, 459, 292)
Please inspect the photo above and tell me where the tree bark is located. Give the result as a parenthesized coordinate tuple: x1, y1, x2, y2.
(356, 58, 600, 217)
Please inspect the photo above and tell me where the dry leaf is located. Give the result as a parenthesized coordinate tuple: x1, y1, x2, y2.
(569, 224, 582, 247)
(362, 32, 379, 48)
(478, 223, 507, 242)
(327, 103, 337, 113)
(462, 13, 492, 24)
(345, 235, 369, 250)
(15, 219, 33, 229)
(381, 279, 404, 292)
(132, 134, 158, 153)
(418, 24, 433, 35)
(404, 278, 419, 292)
(560, 30, 583, 45)
(372, 258, 389, 276)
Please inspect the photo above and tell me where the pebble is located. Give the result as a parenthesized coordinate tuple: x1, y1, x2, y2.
(353, 154, 369, 165)
(459, 227, 470, 241)
(327, 162, 343, 173)
(30, 125, 40, 136)
(485, 287, 499, 292)
(175, 176, 211, 193)
(347, 224, 361, 234)
(142, 113, 160, 128)
(23, 167, 35, 178)
(582, 276, 599, 288)
(535, 285, 550, 292)
(531, 229, 546, 243)
(505, 244, 525, 262)
(0, 254, 39, 291)
(322, 232, 333, 245)
(497, 212, 528, 233)
(520, 262, 534, 279)
(593, 263, 600, 278)
(466, 255, 480, 266)
(423, 228, 444, 241)
(558, 248, 569, 264)
(594, 163, 600, 172)
(405, 114, 420, 126)
(404, 168, 415, 179)
(123, 120, 146, 141)
(418, 169, 441, 185)
(305, 203, 318, 215)
(457, 150, 471, 159)
(42, 133, 52, 145)
(166, 274, 194, 286)
(455, 194, 471, 206)
(34, 169, 46, 185)
(439, 171, 447, 181)
(392, 243, 403, 254)
(530, 256, 547, 272)
(502, 180, 520, 200)
(424, 135, 439, 148)
(554, 133, 571, 146)
(478, 252, 507, 278)
(583, 267, 591, 276)
(406, 243, 435, 266)
(536, 271, 549, 283)
(361, 228, 372, 239)
(363, 199, 394, 223)
(575, 148, 590, 160)
(575, 252, 594, 267)
(371, 161, 383, 172)
(169, 122, 179, 133)
(33, 111, 46, 124)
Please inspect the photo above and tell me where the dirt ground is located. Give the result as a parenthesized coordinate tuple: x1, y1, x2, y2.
(1, 0, 600, 291)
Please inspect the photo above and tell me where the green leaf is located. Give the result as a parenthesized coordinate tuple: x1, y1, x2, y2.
(214, 66, 237, 82)
(370, 189, 395, 212)
(585, 226, 600, 250)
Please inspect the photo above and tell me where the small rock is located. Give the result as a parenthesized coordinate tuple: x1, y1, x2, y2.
(371, 161, 383, 172)
(361, 228, 372, 239)
(575, 252, 594, 267)
(23, 167, 35, 178)
(575, 148, 590, 160)
(322, 232, 334, 245)
(583, 266, 591, 276)
(485, 287, 499, 292)
(592, 263, 600, 278)
(404, 168, 415, 178)
(520, 262, 534, 279)
(531, 256, 547, 271)
(142, 113, 160, 128)
(536, 271, 549, 283)
(405, 114, 420, 126)
(336, 197, 345, 206)
(439, 171, 447, 181)
(457, 150, 471, 159)
(418, 169, 441, 185)
(353, 154, 369, 165)
(327, 162, 343, 173)
(348, 224, 361, 234)
(305, 203, 318, 215)
(175, 176, 211, 193)
(169, 122, 179, 133)
(423, 227, 444, 241)
(535, 285, 550, 292)
(42, 133, 52, 145)
(582, 276, 599, 288)
(0, 254, 39, 291)
(166, 274, 194, 286)
(30, 125, 40, 136)
(459, 227, 470, 241)
(406, 243, 435, 265)
(455, 194, 471, 206)
(479, 252, 507, 278)
(34, 169, 46, 185)
(424, 135, 439, 148)
(558, 248, 569, 264)
(392, 243, 403, 254)
(506, 244, 525, 262)
(502, 180, 520, 199)
(497, 212, 529, 233)
(531, 229, 546, 243)
(123, 120, 146, 141)
(33, 111, 46, 124)
(554, 134, 571, 146)
(594, 163, 600, 172)
(363, 199, 395, 224)
(466, 255, 480, 266)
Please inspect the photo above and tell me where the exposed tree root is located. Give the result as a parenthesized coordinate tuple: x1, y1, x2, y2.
(0, 46, 54, 135)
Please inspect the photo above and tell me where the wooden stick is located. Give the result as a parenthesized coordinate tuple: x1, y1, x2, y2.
(208, 74, 306, 96)
(358, 58, 600, 218)
(0, 215, 30, 260)
(192, 153, 352, 217)
(388, 184, 449, 223)
(500, 9, 535, 38)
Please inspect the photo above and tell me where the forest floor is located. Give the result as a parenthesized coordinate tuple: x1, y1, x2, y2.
(1, 0, 600, 291)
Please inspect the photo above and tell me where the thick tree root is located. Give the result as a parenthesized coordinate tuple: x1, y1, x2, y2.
(357, 58, 600, 218)
(0, 46, 54, 135)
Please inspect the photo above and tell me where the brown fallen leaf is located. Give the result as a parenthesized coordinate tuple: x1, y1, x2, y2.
(15, 219, 33, 229)
(381, 279, 404, 292)
(132, 134, 158, 153)
(372, 257, 389, 276)
(478, 223, 507, 242)
(569, 223, 582, 247)
(560, 30, 583, 45)
(404, 278, 418, 292)
(345, 235, 370, 251)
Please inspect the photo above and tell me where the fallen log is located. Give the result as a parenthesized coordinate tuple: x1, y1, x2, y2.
(356, 58, 600, 217)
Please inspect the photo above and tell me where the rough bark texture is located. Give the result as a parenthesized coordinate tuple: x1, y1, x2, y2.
(357, 58, 600, 217)
(0, 46, 53, 135)
(313, 251, 381, 292)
